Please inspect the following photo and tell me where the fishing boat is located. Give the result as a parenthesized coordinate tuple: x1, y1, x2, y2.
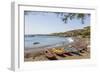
(33, 42, 40, 45)
(44, 49, 58, 60)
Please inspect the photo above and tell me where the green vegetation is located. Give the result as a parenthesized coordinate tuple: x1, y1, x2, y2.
(81, 26, 90, 38)
(55, 13, 90, 24)
(52, 26, 90, 38)
(24, 11, 90, 24)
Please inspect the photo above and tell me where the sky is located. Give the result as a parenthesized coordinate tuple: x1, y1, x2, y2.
(24, 11, 90, 35)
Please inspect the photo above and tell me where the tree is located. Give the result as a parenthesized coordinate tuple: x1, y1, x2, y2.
(55, 13, 90, 24)
(24, 11, 90, 24)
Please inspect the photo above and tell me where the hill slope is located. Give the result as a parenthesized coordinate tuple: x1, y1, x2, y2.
(52, 26, 90, 38)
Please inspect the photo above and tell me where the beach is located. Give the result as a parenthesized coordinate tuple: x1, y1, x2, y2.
(24, 37, 90, 62)
(24, 48, 90, 62)
(24, 10, 91, 62)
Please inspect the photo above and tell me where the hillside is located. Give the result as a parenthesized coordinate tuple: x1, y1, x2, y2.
(52, 26, 90, 38)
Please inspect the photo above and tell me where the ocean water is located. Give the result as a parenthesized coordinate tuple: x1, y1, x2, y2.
(24, 35, 73, 49)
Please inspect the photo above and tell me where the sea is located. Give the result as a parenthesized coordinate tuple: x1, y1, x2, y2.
(24, 35, 73, 49)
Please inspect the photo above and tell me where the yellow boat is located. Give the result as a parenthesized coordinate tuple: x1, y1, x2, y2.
(51, 48, 65, 54)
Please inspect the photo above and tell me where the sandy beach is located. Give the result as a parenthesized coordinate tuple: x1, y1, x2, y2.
(24, 11, 91, 62)
(24, 48, 90, 62)
(24, 37, 90, 62)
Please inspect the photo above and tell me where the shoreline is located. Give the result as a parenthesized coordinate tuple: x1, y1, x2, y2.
(24, 42, 70, 53)
(24, 37, 90, 62)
